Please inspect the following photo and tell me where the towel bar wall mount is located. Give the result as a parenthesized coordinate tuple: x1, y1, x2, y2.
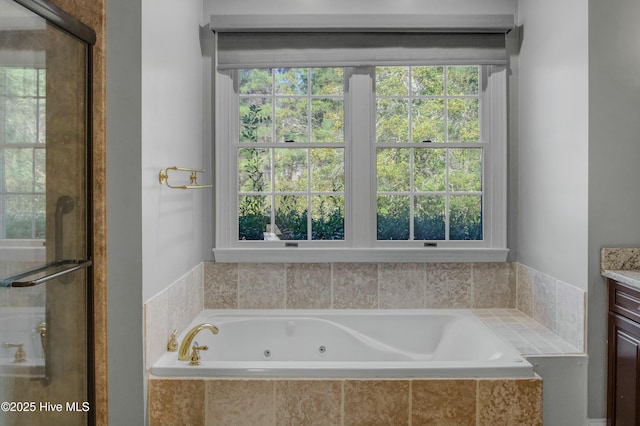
(159, 166, 212, 190)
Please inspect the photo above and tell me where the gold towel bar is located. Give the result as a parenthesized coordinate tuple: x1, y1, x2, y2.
(159, 166, 212, 190)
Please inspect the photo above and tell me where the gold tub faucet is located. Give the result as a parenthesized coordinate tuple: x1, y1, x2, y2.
(4, 343, 26, 363)
(178, 323, 219, 361)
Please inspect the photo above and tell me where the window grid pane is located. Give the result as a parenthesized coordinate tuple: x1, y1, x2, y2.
(240, 68, 344, 144)
(237, 67, 345, 242)
(375, 66, 483, 241)
(0, 67, 46, 240)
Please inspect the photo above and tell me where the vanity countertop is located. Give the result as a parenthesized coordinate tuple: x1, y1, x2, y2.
(601, 247, 640, 290)
(602, 269, 640, 291)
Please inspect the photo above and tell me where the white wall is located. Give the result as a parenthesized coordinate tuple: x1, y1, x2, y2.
(588, 0, 640, 418)
(107, 0, 209, 423)
(517, 0, 640, 419)
(141, 0, 211, 301)
(516, 0, 589, 289)
(516, 0, 590, 421)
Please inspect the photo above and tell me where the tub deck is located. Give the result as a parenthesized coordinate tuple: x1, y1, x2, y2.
(151, 309, 534, 378)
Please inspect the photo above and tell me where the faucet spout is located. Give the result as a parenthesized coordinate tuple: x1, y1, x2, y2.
(177, 323, 218, 361)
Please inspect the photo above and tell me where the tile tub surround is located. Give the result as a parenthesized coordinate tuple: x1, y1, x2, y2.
(148, 377, 542, 426)
(515, 263, 586, 352)
(146, 261, 586, 369)
(203, 262, 516, 310)
(474, 309, 581, 354)
(144, 264, 204, 370)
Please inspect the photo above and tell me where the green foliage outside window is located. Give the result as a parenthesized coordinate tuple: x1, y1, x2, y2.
(237, 66, 483, 242)
(0, 67, 46, 240)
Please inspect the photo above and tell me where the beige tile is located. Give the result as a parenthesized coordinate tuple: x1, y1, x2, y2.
(332, 263, 379, 309)
(144, 289, 169, 370)
(168, 265, 205, 333)
(472, 263, 515, 309)
(516, 263, 534, 316)
(379, 263, 425, 309)
(344, 380, 410, 425)
(275, 380, 342, 425)
(555, 281, 586, 351)
(532, 270, 556, 330)
(148, 379, 205, 426)
(238, 263, 285, 309)
(189, 263, 205, 318)
(425, 263, 472, 308)
(412, 379, 476, 426)
(477, 378, 542, 426)
(286, 263, 331, 308)
(205, 380, 274, 426)
(204, 262, 238, 308)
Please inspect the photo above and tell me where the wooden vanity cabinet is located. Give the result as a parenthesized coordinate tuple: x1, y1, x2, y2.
(608, 279, 640, 426)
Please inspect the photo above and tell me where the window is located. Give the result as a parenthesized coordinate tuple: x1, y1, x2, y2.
(214, 34, 507, 262)
(0, 67, 46, 240)
(375, 66, 483, 242)
(237, 68, 345, 241)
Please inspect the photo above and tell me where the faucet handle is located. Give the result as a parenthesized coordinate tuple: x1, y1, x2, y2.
(37, 321, 46, 358)
(167, 329, 179, 352)
(4, 343, 26, 363)
(188, 341, 208, 366)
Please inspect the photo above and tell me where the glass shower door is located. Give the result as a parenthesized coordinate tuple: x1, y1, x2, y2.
(0, 0, 94, 424)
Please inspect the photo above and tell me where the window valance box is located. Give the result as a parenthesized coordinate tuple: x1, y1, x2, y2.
(213, 14, 512, 70)
(210, 13, 514, 34)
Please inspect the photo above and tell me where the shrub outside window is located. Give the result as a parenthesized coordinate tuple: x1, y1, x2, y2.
(375, 66, 483, 242)
(0, 67, 46, 241)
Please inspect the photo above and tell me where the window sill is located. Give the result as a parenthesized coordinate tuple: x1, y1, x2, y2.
(0, 241, 45, 262)
(212, 247, 509, 263)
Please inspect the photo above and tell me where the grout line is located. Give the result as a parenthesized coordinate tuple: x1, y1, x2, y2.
(283, 263, 288, 309)
(341, 380, 345, 426)
(330, 263, 334, 309)
(376, 263, 381, 309)
(475, 379, 480, 426)
(470, 263, 476, 308)
(235, 262, 240, 309)
(422, 264, 427, 309)
(408, 380, 412, 426)
(202, 379, 207, 424)
(271, 380, 276, 424)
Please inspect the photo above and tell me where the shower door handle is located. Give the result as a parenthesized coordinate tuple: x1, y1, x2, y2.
(3, 259, 92, 287)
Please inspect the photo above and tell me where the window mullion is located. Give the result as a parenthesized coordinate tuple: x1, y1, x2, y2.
(482, 65, 507, 249)
(408, 67, 414, 241)
(306, 68, 313, 241)
(346, 67, 375, 248)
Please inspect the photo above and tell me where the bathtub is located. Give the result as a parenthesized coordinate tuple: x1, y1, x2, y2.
(0, 307, 45, 378)
(151, 309, 534, 379)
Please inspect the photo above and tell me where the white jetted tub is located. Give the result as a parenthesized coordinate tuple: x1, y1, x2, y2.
(151, 309, 534, 379)
(0, 307, 45, 378)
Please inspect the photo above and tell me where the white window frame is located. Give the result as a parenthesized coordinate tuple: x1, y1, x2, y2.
(214, 65, 508, 263)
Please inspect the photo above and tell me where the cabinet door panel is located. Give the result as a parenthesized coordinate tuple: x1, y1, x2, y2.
(608, 312, 640, 426)
(610, 280, 640, 324)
